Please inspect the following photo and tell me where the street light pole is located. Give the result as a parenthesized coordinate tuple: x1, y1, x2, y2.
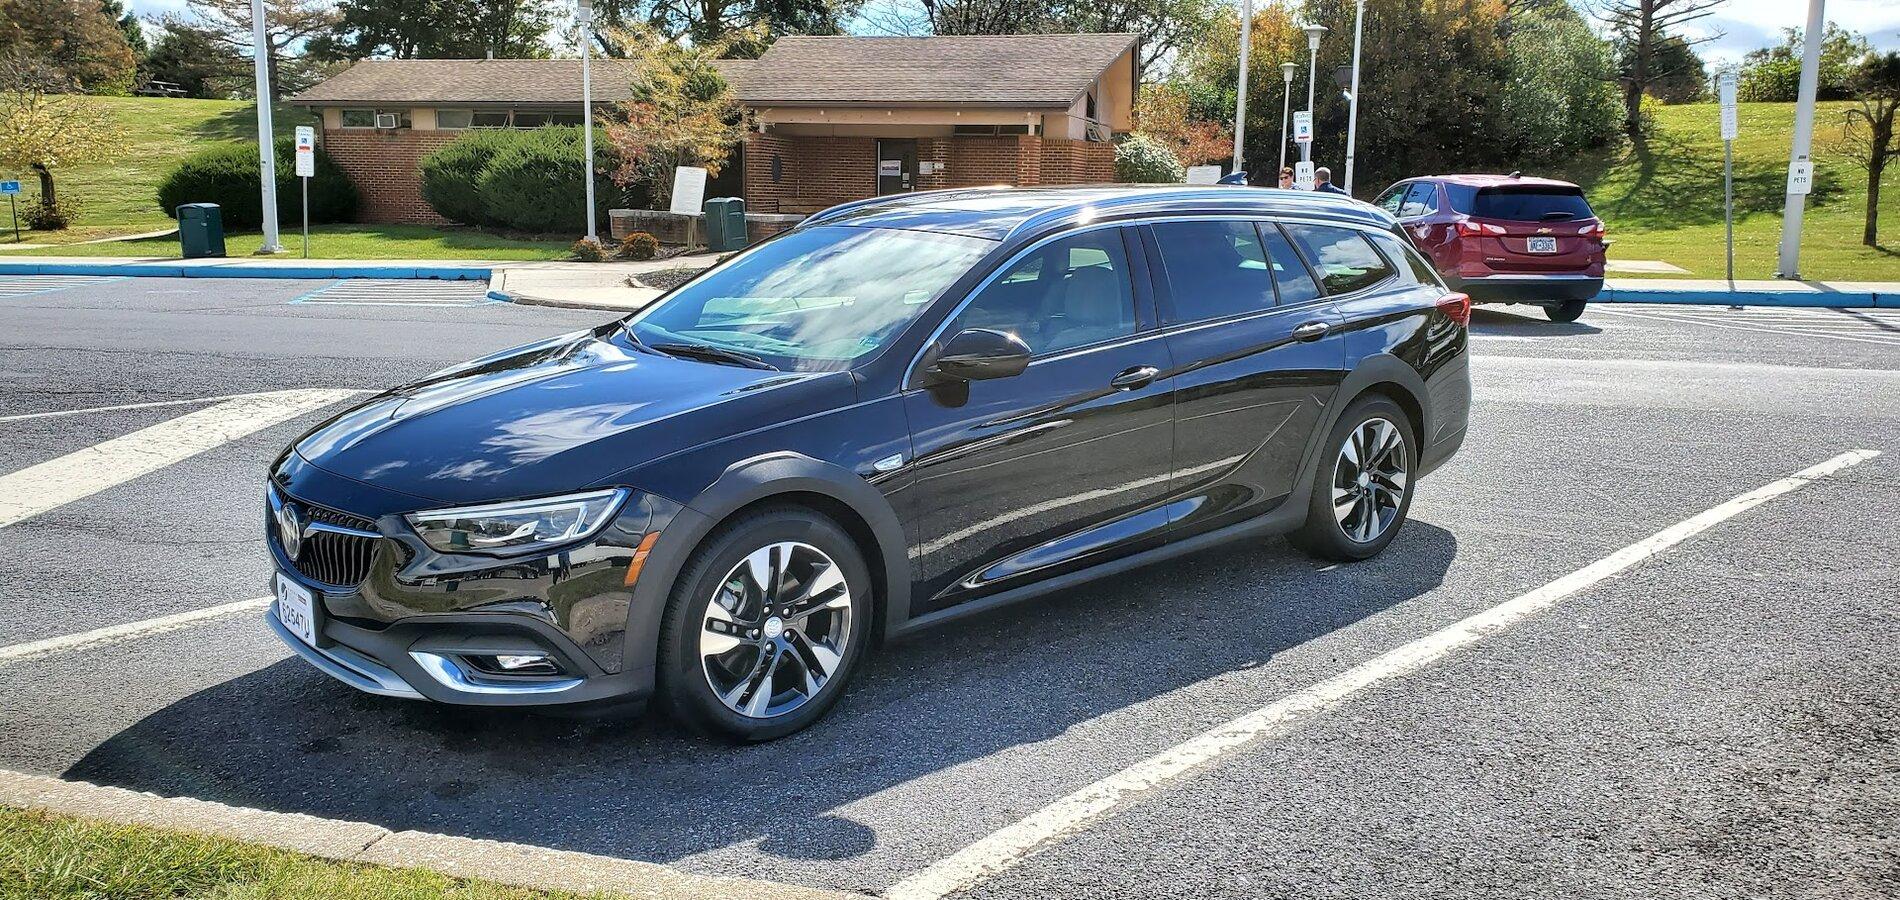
(1302, 24, 1327, 166)
(1774, 0, 1825, 279)
(1343, 0, 1366, 194)
(1231, 0, 1253, 174)
(577, 0, 598, 243)
(1278, 63, 1296, 176)
(249, 0, 283, 254)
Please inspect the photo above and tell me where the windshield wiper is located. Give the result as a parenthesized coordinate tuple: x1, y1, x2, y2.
(650, 341, 778, 370)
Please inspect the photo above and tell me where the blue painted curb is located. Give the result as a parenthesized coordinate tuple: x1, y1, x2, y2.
(0, 260, 491, 281)
(1600, 286, 1884, 309)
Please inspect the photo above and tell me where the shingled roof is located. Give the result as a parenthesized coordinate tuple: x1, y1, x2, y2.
(289, 33, 1135, 109)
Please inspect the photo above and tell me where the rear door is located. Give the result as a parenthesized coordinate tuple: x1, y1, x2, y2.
(1147, 218, 1347, 536)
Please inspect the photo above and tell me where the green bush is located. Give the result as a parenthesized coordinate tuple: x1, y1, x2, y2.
(419, 129, 528, 226)
(1115, 134, 1185, 184)
(24, 198, 76, 231)
(156, 141, 359, 230)
(475, 128, 621, 233)
(569, 237, 609, 261)
(617, 231, 659, 260)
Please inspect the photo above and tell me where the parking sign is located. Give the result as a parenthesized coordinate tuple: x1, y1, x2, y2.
(294, 126, 316, 178)
(0, 180, 19, 195)
(1717, 73, 1738, 141)
(1292, 111, 1313, 145)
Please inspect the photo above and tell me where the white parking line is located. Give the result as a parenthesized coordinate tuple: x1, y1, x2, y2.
(0, 275, 124, 299)
(885, 448, 1883, 900)
(0, 389, 360, 528)
(0, 391, 330, 424)
(295, 279, 496, 306)
(0, 597, 271, 667)
(1596, 307, 1900, 346)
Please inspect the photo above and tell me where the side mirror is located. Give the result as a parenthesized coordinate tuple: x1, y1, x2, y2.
(931, 328, 1032, 382)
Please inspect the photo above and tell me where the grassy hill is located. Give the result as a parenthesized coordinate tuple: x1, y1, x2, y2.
(2, 97, 318, 245)
(1549, 101, 1898, 281)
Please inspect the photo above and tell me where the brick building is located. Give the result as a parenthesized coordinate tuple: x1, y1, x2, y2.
(287, 34, 1134, 225)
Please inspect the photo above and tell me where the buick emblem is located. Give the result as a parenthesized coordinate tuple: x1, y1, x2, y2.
(276, 502, 305, 560)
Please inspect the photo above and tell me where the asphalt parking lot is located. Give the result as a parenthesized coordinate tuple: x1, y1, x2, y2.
(1, 275, 1895, 899)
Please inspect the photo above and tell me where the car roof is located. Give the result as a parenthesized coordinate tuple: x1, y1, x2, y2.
(801, 184, 1396, 241)
(1416, 173, 1581, 190)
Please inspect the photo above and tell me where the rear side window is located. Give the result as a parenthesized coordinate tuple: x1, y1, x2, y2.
(1150, 221, 1276, 323)
(1465, 187, 1595, 222)
(1260, 225, 1322, 305)
(1368, 231, 1442, 286)
(1284, 224, 1394, 295)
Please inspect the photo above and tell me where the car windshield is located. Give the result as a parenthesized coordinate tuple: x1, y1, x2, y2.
(626, 226, 995, 371)
(1452, 186, 1596, 222)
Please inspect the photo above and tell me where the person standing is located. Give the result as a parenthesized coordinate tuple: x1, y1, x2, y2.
(1277, 167, 1295, 189)
(1312, 166, 1348, 196)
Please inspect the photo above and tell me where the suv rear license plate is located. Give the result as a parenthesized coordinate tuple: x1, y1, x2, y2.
(275, 572, 317, 646)
(1527, 236, 1558, 253)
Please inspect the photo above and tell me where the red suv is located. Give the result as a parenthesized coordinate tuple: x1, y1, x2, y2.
(1373, 174, 1606, 322)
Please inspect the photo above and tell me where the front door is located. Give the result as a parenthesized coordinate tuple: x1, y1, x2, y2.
(877, 139, 917, 195)
(901, 226, 1175, 609)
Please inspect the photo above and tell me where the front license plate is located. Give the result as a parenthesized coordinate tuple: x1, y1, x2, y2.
(274, 572, 317, 646)
(1527, 236, 1558, 253)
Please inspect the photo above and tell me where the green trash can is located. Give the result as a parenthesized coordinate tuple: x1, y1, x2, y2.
(702, 197, 748, 252)
(177, 203, 226, 259)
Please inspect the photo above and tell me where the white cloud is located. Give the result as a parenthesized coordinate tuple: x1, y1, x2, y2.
(1675, 0, 1900, 63)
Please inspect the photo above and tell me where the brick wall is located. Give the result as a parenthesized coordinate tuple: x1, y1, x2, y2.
(321, 129, 458, 224)
(1039, 138, 1116, 186)
(743, 132, 877, 214)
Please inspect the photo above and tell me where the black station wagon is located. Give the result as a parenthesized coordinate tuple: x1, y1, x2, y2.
(266, 186, 1473, 741)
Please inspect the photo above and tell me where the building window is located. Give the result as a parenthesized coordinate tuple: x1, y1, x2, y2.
(339, 108, 375, 128)
(471, 110, 510, 128)
(435, 109, 473, 129)
(1085, 90, 1098, 121)
(953, 124, 1032, 136)
(547, 112, 584, 126)
(512, 111, 552, 127)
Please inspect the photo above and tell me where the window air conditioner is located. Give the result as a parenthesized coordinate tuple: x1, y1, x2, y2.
(1085, 122, 1111, 143)
(374, 113, 400, 129)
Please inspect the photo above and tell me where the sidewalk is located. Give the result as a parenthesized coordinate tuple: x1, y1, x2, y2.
(1601, 278, 1900, 308)
(489, 254, 721, 311)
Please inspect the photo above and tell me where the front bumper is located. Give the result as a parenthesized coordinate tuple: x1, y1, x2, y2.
(1449, 273, 1602, 303)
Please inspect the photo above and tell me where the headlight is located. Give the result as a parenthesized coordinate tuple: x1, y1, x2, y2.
(406, 489, 627, 555)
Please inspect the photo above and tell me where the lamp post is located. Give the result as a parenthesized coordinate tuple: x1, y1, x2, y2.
(1231, 0, 1253, 174)
(1775, 0, 1825, 278)
(1278, 62, 1296, 176)
(577, 0, 598, 243)
(1301, 24, 1327, 166)
(1343, 0, 1366, 194)
(249, 0, 283, 253)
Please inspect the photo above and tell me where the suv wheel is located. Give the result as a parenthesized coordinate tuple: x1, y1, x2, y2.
(1291, 395, 1415, 562)
(1545, 300, 1586, 323)
(657, 506, 871, 741)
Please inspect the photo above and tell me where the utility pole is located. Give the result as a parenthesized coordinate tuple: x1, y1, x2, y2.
(1775, 0, 1825, 279)
(249, 0, 283, 253)
(1343, 0, 1366, 194)
(1231, 0, 1253, 175)
(578, 0, 599, 243)
(1279, 63, 1296, 176)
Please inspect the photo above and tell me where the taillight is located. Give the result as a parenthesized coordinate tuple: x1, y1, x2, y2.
(1436, 292, 1471, 327)
(1456, 219, 1506, 236)
(1577, 222, 1605, 236)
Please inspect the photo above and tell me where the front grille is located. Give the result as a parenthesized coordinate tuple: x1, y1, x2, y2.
(278, 496, 381, 589)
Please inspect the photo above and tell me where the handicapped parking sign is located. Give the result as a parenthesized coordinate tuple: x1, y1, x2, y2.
(0, 180, 20, 195)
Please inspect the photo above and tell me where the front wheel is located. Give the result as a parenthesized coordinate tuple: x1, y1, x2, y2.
(1545, 300, 1587, 323)
(657, 507, 872, 742)
(1290, 395, 1415, 562)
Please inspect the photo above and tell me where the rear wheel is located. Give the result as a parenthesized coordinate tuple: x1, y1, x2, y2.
(1290, 395, 1414, 562)
(1545, 300, 1587, 323)
(657, 506, 871, 742)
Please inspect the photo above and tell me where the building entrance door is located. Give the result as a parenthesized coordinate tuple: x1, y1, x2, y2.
(877, 139, 917, 195)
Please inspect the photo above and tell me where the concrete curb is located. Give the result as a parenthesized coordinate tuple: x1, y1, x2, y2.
(0, 768, 855, 900)
(0, 260, 491, 280)
(1601, 286, 1895, 309)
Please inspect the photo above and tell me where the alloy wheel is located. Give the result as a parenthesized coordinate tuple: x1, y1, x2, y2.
(699, 541, 854, 719)
(1331, 416, 1409, 544)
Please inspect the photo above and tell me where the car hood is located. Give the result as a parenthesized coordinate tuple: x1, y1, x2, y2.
(292, 325, 853, 507)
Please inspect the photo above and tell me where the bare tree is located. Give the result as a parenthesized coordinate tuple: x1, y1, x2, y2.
(161, 0, 338, 95)
(1836, 51, 1900, 246)
(1594, 0, 1720, 136)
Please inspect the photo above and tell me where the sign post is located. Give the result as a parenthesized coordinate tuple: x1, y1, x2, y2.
(294, 126, 315, 258)
(1717, 72, 1738, 293)
(1292, 112, 1314, 189)
(0, 180, 20, 243)
(671, 166, 708, 248)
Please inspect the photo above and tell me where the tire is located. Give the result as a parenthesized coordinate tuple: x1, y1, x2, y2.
(656, 506, 872, 742)
(1545, 300, 1586, 323)
(1289, 395, 1416, 562)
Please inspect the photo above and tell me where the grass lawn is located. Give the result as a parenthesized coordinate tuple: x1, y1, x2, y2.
(1550, 101, 1899, 281)
(0, 806, 609, 900)
(1, 96, 318, 246)
(7, 224, 573, 261)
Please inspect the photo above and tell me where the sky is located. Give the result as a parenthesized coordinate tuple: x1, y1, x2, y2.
(127, 0, 1899, 64)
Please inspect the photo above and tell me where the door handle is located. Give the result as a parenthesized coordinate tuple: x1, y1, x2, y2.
(1110, 365, 1161, 391)
(1292, 320, 1331, 342)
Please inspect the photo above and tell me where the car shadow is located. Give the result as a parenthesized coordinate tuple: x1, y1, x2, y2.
(66, 521, 1458, 865)
(1470, 307, 1605, 336)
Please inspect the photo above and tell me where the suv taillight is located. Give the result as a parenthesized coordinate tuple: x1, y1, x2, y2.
(1456, 218, 1506, 237)
(1436, 292, 1472, 327)
(1576, 222, 1606, 237)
